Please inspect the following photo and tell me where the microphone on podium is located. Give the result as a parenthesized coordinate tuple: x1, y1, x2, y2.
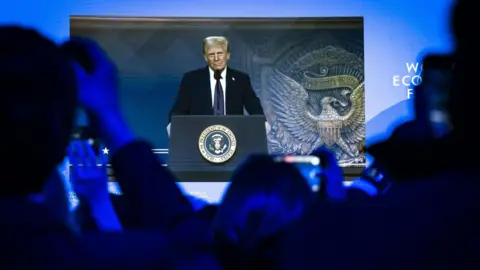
(214, 70, 222, 80)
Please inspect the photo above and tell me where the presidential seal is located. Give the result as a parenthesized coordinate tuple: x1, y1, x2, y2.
(198, 125, 237, 163)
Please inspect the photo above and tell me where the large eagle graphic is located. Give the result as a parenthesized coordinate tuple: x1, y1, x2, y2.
(268, 69, 365, 160)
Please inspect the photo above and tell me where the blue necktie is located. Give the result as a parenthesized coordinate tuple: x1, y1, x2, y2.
(213, 72, 225, 115)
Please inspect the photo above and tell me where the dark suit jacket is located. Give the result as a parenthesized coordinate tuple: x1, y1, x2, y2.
(169, 67, 264, 121)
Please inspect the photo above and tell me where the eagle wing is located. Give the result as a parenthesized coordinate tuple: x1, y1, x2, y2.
(269, 69, 319, 144)
(341, 82, 365, 145)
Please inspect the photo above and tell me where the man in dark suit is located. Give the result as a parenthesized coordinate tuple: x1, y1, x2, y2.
(167, 36, 269, 136)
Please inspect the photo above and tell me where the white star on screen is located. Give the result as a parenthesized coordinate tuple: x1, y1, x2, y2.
(102, 147, 109, 154)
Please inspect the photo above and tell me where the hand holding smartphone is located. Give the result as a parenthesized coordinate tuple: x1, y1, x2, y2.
(71, 126, 100, 156)
(420, 54, 455, 137)
(275, 155, 321, 192)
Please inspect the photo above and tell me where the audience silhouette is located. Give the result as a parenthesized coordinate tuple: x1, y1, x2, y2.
(0, 1, 478, 268)
(213, 155, 313, 269)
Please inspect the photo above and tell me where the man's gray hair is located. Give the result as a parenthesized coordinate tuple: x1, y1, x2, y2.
(202, 36, 230, 55)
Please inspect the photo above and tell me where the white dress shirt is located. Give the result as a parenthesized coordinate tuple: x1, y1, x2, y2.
(209, 67, 227, 114)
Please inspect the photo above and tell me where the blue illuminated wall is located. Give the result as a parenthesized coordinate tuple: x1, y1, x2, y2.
(0, 0, 456, 202)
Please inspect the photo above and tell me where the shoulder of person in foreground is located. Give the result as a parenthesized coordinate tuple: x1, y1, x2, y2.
(3, 230, 173, 269)
(271, 196, 394, 269)
(169, 205, 218, 250)
(274, 166, 480, 269)
(83, 230, 217, 270)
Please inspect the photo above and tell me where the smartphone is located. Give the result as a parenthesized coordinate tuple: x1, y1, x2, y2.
(71, 126, 101, 156)
(421, 54, 455, 138)
(275, 155, 321, 192)
(70, 126, 116, 180)
(106, 166, 116, 183)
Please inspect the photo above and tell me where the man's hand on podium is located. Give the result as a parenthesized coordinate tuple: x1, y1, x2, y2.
(265, 121, 271, 135)
(167, 123, 171, 137)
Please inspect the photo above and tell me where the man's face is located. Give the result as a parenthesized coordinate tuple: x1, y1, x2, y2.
(205, 44, 230, 71)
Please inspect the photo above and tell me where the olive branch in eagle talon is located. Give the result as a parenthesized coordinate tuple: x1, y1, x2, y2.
(269, 69, 365, 158)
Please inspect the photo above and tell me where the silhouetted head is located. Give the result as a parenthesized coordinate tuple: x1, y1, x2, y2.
(213, 154, 313, 268)
(451, 1, 480, 47)
(391, 120, 432, 142)
(449, 1, 480, 142)
(0, 27, 77, 195)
